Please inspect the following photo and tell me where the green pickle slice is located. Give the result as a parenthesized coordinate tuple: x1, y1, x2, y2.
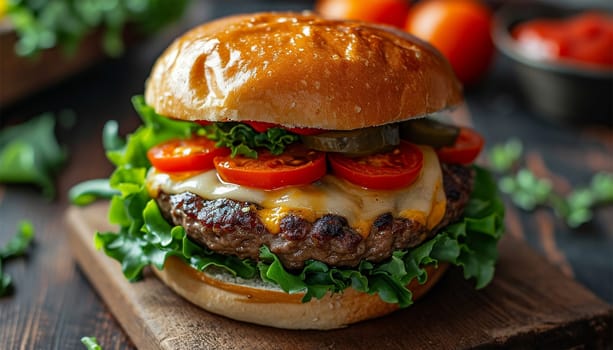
(399, 117, 460, 148)
(300, 124, 399, 156)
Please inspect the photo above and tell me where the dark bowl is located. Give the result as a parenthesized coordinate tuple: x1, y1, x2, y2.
(492, 3, 613, 125)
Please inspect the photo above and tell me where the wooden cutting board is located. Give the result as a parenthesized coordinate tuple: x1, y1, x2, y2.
(65, 202, 612, 350)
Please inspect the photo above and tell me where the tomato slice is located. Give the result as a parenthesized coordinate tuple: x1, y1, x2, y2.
(214, 145, 327, 190)
(284, 126, 325, 136)
(436, 127, 484, 164)
(245, 121, 277, 133)
(147, 137, 230, 172)
(329, 141, 424, 190)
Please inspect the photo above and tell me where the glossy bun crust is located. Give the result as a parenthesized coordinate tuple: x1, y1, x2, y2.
(154, 257, 448, 330)
(145, 12, 463, 130)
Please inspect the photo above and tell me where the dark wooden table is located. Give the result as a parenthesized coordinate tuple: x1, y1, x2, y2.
(1, 1, 611, 349)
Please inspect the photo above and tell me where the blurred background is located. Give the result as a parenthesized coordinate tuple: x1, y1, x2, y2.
(0, 0, 611, 348)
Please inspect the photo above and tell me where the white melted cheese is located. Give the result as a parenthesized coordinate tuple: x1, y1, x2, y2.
(146, 146, 446, 237)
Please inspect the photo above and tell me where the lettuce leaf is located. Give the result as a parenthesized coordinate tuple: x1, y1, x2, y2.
(105, 95, 200, 168)
(93, 100, 505, 307)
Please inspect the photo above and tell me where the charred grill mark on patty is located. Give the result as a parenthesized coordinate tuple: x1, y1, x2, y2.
(156, 164, 474, 269)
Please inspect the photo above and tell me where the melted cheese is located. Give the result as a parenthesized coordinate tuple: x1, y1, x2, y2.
(146, 146, 447, 238)
(258, 207, 317, 234)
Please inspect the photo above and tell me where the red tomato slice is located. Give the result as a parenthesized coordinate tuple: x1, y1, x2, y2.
(329, 141, 424, 190)
(147, 137, 230, 172)
(284, 126, 325, 136)
(214, 145, 327, 190)
(436, 127, 484, 164)
(245, 121, 278, 133)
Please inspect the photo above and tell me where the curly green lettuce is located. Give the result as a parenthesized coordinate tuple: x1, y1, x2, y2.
(202, 123, 299, 158)
(83, 98, 505, 307)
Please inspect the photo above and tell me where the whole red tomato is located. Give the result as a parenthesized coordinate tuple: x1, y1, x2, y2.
(315, 0, 411, 28)
(405, 0, 494, 85)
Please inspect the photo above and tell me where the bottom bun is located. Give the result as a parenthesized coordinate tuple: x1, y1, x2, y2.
(153, 256, 449, 330)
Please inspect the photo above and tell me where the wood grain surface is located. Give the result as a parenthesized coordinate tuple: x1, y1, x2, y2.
(65, 202, 612, 350)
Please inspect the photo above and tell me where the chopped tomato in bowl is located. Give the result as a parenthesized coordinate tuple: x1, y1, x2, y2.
(512, 12, 613, 68)
(492, 3, 612, 124)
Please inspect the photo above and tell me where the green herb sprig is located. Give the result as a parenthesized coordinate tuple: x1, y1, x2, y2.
(81, 336, 103, 350)
(6, 0, 189, 57)
(0, 221, 35, 297)
(488, 139, 613, 228)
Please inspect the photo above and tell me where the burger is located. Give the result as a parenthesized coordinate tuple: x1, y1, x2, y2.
(95, 12, 504, 330)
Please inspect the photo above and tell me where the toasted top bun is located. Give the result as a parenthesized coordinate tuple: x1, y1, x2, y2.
(153, 257, 449, 330)
(145, 12, 463, 130)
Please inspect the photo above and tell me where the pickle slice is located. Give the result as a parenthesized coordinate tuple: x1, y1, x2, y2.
(399, 118, 460, 148)
(300, 124, 399, 156)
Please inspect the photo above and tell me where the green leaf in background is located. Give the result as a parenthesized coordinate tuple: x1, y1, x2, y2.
(0, 114, 67, 198)
(0, 260, 12, 296)
(0, 221, 35, 297)
(489, 138, 522, 173)
(101, 120, 126, 152)
(0, 220, 35, 259)
(80, 336, 103, 350)
(7, 0, 190, 57)
(487, 139, 613, 228)
(69, 179, 119, 206)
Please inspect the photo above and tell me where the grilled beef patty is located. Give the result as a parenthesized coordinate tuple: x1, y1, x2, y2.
(156, 163, 474, 269)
